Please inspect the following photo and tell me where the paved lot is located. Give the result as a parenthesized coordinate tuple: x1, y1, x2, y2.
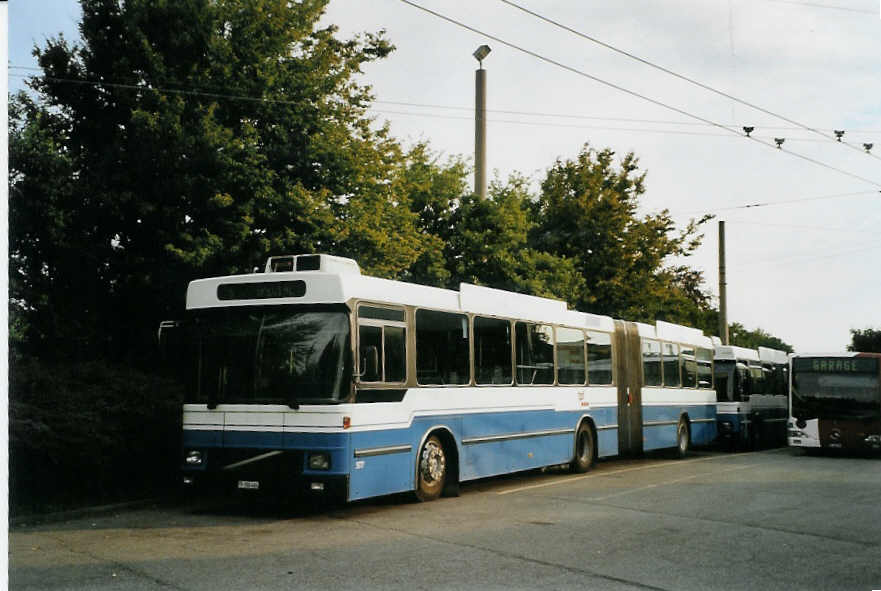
(10, 448, 881, 590)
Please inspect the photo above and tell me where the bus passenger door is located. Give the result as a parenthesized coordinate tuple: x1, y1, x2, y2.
(614, 320, 643, 456)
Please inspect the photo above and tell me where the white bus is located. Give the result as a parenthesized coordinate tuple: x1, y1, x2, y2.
(714, 344, 789, 450)
(172, 254, 717, 502)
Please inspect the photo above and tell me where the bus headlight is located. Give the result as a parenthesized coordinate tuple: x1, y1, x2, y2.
(308, 452, 331, 470)
(185, 450, 203, 465)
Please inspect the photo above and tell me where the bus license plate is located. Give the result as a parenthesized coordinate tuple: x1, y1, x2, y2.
(238, 480, 260, 490)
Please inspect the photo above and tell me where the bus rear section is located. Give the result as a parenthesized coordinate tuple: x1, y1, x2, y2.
(788, 353, 881, 452)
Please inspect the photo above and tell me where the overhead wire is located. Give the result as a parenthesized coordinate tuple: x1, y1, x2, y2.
(765, 0, 876, 14)
(371, 107, 842, 142)
(398, 0, 881, 188)
(371, 98, 881, 134)
(670, 190, 879, 215)
(723, 219, 879, 234)
(497, 0, 881, 162)
(15, 65, 881, 135)
(11, 64, 881, 141)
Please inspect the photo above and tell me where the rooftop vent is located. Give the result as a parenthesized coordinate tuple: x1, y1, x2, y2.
(264, 254, 361, 275)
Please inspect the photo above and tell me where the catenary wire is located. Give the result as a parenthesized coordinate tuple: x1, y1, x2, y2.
(372, 107, 839, 142)
(670, 190, 879, 215)
(7, 70, 844, 144)
(11, 64, 881, 135)
(398, 0, 881, 187)
(7, 70, 847, 144)
(498, 0, 881, 161)
(765, 0, 876, 14)
(724, 219, 879, 234)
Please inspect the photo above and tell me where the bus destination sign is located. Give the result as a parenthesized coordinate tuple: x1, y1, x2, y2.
(792, 357, 879, 374)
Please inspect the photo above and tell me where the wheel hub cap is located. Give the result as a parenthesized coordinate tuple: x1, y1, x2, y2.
(420, 441, 445, 483)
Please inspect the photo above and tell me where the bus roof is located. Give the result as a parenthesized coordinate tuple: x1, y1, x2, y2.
(186, 254, 718, 343)
(187, 255, 618, 331)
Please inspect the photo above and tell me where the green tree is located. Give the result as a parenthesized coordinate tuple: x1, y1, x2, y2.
(532, 144, 712, 324)
(10, 0, 432, 362)
(729, 322, 793, 353)
(446, 175, 585, 303)
(848, 327, 881, 353)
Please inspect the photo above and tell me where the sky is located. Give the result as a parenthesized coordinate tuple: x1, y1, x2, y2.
(7, 0, 881, 353)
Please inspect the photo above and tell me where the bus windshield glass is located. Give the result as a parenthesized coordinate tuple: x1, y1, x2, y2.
(792, 357, 880, 420)
(190, 305, 351, 405)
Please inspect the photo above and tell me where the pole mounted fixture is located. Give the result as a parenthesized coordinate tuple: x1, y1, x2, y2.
(834, 130, 845, 142)
(473, 44, 491, 68)
(774, 138, 785, 149)
(474, 45, 490, 200)
(863, 143, 873, 153)
(742, 126, 754, 137)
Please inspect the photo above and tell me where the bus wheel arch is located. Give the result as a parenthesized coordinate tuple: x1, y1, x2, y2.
(414, 427, 459, 501)
(676, 414, 691, 458)
(570, 417, 597, 473)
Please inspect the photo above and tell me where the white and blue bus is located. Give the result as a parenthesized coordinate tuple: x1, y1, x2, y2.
(171, 254, 717, 502)
(713, 344, 789, 450)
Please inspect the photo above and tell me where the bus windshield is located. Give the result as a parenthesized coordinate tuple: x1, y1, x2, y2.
(792, 358, 880, 421)
(190, 305, 352, 405)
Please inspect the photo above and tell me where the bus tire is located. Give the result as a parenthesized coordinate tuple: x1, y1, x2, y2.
(676, 419, 691, 458)
(414, 435, 446, 502)
(570, 422, 596, 473)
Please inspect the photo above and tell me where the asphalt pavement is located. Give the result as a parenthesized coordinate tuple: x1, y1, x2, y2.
(9, 447, 881, 590)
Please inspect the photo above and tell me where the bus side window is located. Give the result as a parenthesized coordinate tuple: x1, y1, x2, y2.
(662, 342, 681, 388)
(357, 305, 407, 384)
(681, 345, 698, 388)
(557, 327, 586, 385)
(415, 309, 470, 386)
(587, 330, 613, 385)
(475, 316, 513, 385)
(515, 322, 555, 385)
(696, 348, 713, 389)
(642, 339, 662, 387)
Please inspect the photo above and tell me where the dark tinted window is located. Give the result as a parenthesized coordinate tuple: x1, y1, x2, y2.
(663, 342, 681, 387)
(415, 310, 470, 385)
(681, 345, 698, 388)
(475, 317, 512, 385)
(642, 339, 662, 387)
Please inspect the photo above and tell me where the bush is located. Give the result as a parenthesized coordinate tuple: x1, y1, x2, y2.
(9, 358, 185, 515)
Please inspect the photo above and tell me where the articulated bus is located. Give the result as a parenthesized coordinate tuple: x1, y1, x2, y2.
(713, 344, 789, 450)
(171, 254, 717, 502)
(788, 353, 881, 452)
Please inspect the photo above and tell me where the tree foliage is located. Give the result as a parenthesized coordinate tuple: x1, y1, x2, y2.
(848, 327, 881, 353)
(728, 322, 793, 353)
(10, 0, 433, 362)
(532, 144, 713, 325)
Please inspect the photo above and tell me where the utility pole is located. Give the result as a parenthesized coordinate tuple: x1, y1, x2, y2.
(718, 220, 729, 345)
(473, 45, 491, 200)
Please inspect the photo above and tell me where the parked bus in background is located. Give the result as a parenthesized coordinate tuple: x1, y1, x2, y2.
(714, 344, 789, 450)
(165, 254, 717, 503)
(788, 353, 881, 452)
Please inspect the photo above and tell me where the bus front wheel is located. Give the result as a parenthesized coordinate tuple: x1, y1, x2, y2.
(415, 435, 446, 502)
(570, 422, 596, 473)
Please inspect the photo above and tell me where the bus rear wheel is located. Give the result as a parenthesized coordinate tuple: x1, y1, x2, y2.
(676, 419, 691, 458)
(415, 435, 446, 502)
(570, 422, 596, 473)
